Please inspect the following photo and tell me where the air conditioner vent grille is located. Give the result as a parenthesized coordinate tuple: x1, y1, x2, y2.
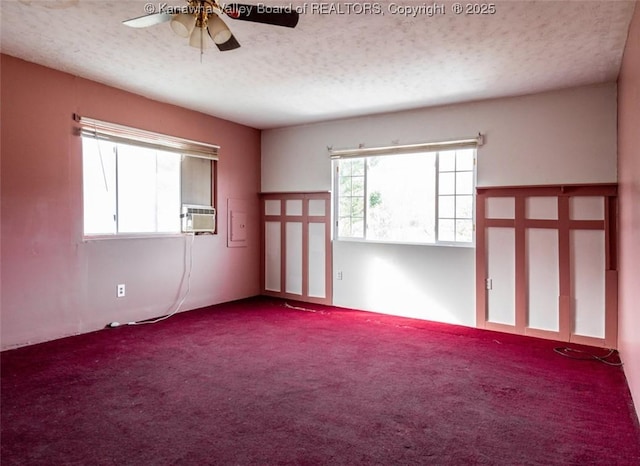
(186, 207, 215, 215)
(182, 204, 216, 233)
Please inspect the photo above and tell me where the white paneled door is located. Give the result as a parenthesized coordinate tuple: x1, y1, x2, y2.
(476, 185, 617, 348)
(261, 192, 332, 305)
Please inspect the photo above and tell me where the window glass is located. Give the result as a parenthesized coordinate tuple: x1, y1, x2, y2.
(366, 152, 436, 243)
(83, 139, 117, 235)
(82, 137, 211, 236)
(335, 148, 475, 245)
(437, 149, 475, 243)
(337, 158, 365, 238)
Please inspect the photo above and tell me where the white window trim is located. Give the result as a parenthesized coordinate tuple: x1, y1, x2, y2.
(330, 135, 483, 247)
(328, 135, 483, 159)
(81, 232, 189, 242)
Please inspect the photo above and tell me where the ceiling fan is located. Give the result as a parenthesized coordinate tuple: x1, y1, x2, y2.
(123, 1, 299, 52)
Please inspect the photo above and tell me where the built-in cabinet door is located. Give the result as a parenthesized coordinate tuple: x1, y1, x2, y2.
(261, 192, 332, 305)
(476, 185, 617, 348)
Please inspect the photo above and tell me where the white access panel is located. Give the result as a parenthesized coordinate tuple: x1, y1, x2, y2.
(286, 199, 303, 216)
(525, 197, 558, 220)
(526, 229, 559, 331)
(285, 222, 303, 295)
(265, 221, 281, 292)
(265, 200, 281, 216)
(486, 197, 515, 219)
(571, 230, 606, 338)
(308, 222, 326, 298)
(487, 227, 516, 325)
(308, 199, 326, 217)
(570, 197, 604, 220)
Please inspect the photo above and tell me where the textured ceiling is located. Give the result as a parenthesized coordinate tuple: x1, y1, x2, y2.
(0, 0, 636, 129)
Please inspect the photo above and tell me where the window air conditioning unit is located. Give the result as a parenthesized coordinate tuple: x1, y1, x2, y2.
(182, 205, 216, 233)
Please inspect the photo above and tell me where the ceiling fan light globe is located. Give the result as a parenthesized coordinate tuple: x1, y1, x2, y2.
(212, 29, 232, 45)
(170, 13, 196, 38)
(189, 26, 209, 49)
(208, 15, 232, 44)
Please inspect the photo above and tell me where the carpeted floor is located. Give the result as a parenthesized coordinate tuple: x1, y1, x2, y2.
(2, 297, 639, 465)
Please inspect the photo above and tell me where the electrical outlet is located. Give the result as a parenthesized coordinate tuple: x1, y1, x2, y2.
(117, 284, 126, 298)
(336, 271, 343, 280)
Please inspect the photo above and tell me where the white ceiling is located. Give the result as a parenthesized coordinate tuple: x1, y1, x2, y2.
(1, 0, 636, 129)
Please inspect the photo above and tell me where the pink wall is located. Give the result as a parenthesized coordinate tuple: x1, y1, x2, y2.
(1, 55, 262, 349)
(618, 2, 640, 421)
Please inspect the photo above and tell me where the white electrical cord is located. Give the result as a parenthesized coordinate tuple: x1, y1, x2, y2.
(108, 232, 195, 328)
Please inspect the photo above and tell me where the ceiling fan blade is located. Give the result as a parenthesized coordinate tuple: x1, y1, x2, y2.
(215, 34, 241, 52)
(123, 12, 173, 28)
(224, 3, 299, 28)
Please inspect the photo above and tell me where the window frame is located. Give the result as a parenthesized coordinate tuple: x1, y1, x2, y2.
(77, 115, 218, 239)
(435, 149, 477, 246)
(331, 141, 480, 247)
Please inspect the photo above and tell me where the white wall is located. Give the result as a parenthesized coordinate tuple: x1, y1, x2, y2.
(333, 241, 475, 324)
(261, 83, 617, 326)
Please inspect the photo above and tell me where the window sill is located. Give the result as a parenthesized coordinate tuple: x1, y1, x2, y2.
(82, 232, 215, 242)
(334, 237, 475, 248)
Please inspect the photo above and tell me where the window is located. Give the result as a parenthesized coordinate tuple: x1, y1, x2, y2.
(78, 115, 217, 236)
(334, 148, 476, 245)
(436, 149, 475, 242)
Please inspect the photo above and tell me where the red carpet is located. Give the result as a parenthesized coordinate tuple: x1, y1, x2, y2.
(2, 297, 639, 465)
